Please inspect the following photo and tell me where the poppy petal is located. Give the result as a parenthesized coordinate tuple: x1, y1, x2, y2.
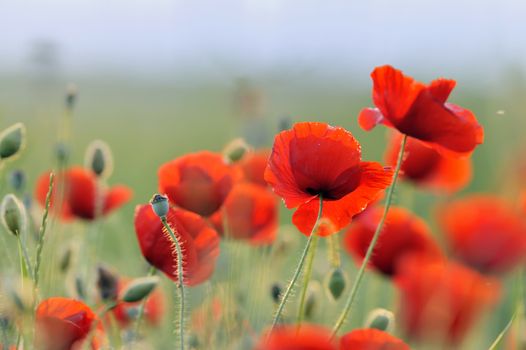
(340, 328, 410, 350)
(103, 185, 133, 215)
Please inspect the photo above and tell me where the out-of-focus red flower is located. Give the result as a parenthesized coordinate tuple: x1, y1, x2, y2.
(359, 65, 483, 157)
(111, 278, 165, 328)
(439, 195, 526, 274)
(35, 297, 103, 350)
(238, 149, 271, 187)
(265, 122, 392, 236)
(255, 324, 337, 350)
(191, 297, 223, 335)
(340, 329, 410, 350)
(395, 256, 500, 345)
(158, 151, 240, 217)
(35, 167, 132, 221)
(343, 206, 442, 276)
(211, 183, 278, 245)
(385, 133, 472, 193)
(134, 204, 220, 286)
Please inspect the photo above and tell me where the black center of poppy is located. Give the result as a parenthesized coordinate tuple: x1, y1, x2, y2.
(306, 187, 338, 199)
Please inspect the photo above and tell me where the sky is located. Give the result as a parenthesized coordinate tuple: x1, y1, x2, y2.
(1, 0, 525, 80)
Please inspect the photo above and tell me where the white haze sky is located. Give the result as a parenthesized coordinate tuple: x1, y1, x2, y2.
(0, 0, 525, 79)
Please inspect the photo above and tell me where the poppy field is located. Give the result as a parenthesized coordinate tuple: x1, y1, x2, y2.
(1, 58, 526, 350)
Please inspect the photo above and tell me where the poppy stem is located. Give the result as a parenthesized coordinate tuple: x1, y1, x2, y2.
(269, 196, 323, 336)
(161, 217, 186, 350)
(296, 233, 319, 328)
(132, 265, 157, 341)
(330, 134, 407, 337)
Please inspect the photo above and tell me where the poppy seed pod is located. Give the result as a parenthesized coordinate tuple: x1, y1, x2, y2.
(120, 276, 160, 303)
(365, 308, 395, 332)
(324, 267, 347, 301)
(150, 194, 169, 218)
(84, 140, 113, 178)
(222, 138, 251, 163)
(0, 123, 26, 161)
(0, 194, 27, 236)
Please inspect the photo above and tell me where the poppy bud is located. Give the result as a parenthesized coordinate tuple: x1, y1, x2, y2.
(223, 138, 251, 163)
(270, 283, 283, 304)
(84, 140, 113, 178)
(120, 276, 160, 303)
(0, 194, 27, 236)
(150, 194, 169, 218)
(9, 170, 26, 192)
(59, 247, 72, 273)
(65, 83, 78, 109)
(75, 276, 86, 300)
(364, 308, 395, 332)
(96, 265, 119, 301)
(278, 115, 292, 131)
(54, 142, 70, 164)
(324, 267, 347, 301)
(0, 123, 26, 161)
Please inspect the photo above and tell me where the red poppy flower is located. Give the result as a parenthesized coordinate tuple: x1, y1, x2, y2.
(358, 65, 483, 157)
(439, 195, 526, 274)
(395, 256, 500, 344)
(265, 122, 393, 236)
(111, 278, 165, 328)
(134, 204, 220, 286)
(35, 297, 104, 350)
(340, 329, 410, 350)
(211, 183, 278, 245)
(255, 324, 337, 350)
(385, 133, 472, 193)
(35, 166, 132, 221)
(158, 151, 240, 217)
(238, 149, 271, 187)
(343, 206, 442, 276)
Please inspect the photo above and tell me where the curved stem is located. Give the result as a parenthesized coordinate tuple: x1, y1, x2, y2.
(269, 196, 323, 335)
(331, 134, 407, 337)
(161, 217, 186, 350)
(296, 233, 319, 327)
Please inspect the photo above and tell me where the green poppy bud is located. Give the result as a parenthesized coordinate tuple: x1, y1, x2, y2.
(0, 123, 26, 161)
(120, 276, 160, 303)
(364, 308, 395, 332)
(304, 282, 321, 320)
(54, 142, 70, 164)
(324, 267, 347, 301)
(0, 194, 27, 236)
(9, 170, 26, 192)
(223, 138, 251, 163)
(85, 140, 113, 178)
(150, 194, 169, 218)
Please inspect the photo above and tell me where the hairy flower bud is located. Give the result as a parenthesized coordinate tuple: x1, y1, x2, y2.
(223, 138, 251, 163)
(324, 267, 347, 301)
(0, 194, 27, 236)
(364, 308, 395, 332)
(0, 123, 26, 161)
(120, 276, 160, 303)
(85, 140, 113, 178)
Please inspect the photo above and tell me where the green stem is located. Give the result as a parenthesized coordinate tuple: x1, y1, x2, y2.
(269, 196, 324, 335)
(331, 134, 407, 337)
(161, 217, 186, 350)
(132, 266, 157, 341)
(296, 234, 319, 327)
(33, 173, 54, 303)
(17, 236, 33, 282)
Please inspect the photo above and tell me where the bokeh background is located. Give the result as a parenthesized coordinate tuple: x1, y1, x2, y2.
(1, 1, 526, 348)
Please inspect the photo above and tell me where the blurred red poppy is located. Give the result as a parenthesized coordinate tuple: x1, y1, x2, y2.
(385, 133, 472, 193)
(340, 329, 410, 350)
(211, 183, 278, 245)
(395, 256, 500, 344)
(439, 195, 526, 274)
(265, 122, 392, 236)
(111, 278, 165, 328)
(35, 297, 103, 350)
(358, 65, 483, 157)
(255, 324, 337, 350)
(134, 204, 220, 286)
(35, 167, 132, 220)
(344, 206, 442, 276)
(158, 151, 240, 217)
(238, 149, 271, 187)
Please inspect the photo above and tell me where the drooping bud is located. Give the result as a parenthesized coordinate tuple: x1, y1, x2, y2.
(65, 83, 78, 109)
(150, 194, 169, 218)
(222, 138, 251, 163)
(364, 308, 395, 332)
(120, 276, 160, 303)
(270, 283, 283, 304)
(9, 170, 26, 192)
(324, 267, 347, 301)
(0, 123, 26, 161)
(96, 265, 119, 302)
(84, 140, 113, 178)
(0, 194, 27, 236)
